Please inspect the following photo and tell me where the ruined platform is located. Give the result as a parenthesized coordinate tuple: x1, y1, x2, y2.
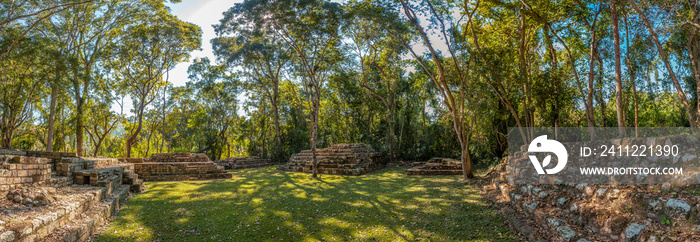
(406, 157, 463, 176)
(0, 149, 145, 241)
(215, 157, 273, 170)
(277, 143, 385, 176)
(131, 153, 231, 181)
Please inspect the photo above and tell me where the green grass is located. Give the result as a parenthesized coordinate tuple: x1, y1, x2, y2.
(97, 167, 518, 242)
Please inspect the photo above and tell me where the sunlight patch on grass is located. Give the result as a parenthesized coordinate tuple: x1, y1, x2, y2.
(97, 167, 518, 241)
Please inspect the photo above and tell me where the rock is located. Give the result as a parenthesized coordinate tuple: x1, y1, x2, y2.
(596, 188, 608, 198)
(682, 155, 696, 162)
(558, 197, 567, 205)
(661, 183, 671, 191)
(570, 204, 578, 211)
(648, 199, 661, 210)
(624, 223, 646, 241)
(606, 189, 621, 200)
(665, 198, 691, 213)
(665, 198, 691, 219)
(557, 226, 576, 241)
(577, 239, 591, 242)
(0, 231, 15, 241)
(547, 217, 566, 227)
(532, 187, 542, 196)
(576, 183, 588, 190)
(523, 202, 538, 214)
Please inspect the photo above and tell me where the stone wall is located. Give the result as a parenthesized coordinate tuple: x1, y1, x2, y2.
(483, 134, 700, 241)
(278, 143, 385, 176)
(215, 157, 273, 170)
(0, 156, 51, 191)
(406, 157, 463, 175)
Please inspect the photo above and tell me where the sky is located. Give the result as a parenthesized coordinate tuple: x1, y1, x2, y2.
(165, 0, 243, 87)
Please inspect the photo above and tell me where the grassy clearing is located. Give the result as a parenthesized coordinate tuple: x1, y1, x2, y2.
(97, 167, 518, 241)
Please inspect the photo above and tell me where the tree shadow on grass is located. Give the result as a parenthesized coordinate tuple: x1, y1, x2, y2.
(96, 167, 519, 242)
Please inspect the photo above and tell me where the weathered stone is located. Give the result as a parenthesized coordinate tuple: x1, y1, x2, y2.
(215, 157, 273, 170)
(405, 157, 462, 176)
(556, 226, 576, 241)
(279, 144, 385, 176)
(523, 202, 538, 214)
(133, 153, 231, 181)
(596, 188, 608, 198)
(624, 223, 646, 241)
(665, 198, 691, 220)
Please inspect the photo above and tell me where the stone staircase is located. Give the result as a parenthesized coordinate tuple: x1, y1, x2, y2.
(483, 149, 700, 241)
(278, 144, 385, 176)
(0, 185, 131, 242)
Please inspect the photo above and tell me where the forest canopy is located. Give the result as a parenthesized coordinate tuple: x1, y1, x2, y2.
(1, 0, 699, 178)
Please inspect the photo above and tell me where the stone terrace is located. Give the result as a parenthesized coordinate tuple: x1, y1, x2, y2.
(131, 153, 232, 181)
(215, 157, 273, 170)
(406, 157, 463, 176)
(277, 143, 385, 176)
(0, 149, 145, 241)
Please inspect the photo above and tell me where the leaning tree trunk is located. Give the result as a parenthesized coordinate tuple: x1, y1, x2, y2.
(126, 104, 145, 158)
(630, 0, 695, 126)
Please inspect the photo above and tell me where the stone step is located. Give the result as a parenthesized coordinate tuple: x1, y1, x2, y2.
(43, 185, 130, 242)
(0, 187, 108, 242)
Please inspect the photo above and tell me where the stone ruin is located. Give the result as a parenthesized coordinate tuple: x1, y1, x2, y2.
(482, 135, 700, 241)
(277, 143, 385, 176)
(0, 149, 144, 241)
(406, 157, 463, 176)
(129, 153, 232, 181)
(215, 157, 273, 170)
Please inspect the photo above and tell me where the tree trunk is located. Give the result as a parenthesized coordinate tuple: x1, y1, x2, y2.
(46, 84, 57, 152)
(126, 104, 145, 158)
(630, 0, 695, 126)
(94, 136, 105, 157)
(624, 10, 639, 137)
(272, 97, 282, 156)
(310, 95, 319, 178)
(686, 30, 700, 126)
(76, 96, 84, 156)
(612, 0, 626, 137)
(586, 34, 597, 140)
(460, 132, 474, 179)
(598, 59, 608, 127)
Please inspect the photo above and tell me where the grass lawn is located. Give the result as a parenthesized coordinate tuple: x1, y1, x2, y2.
(97, 167, 518, 241)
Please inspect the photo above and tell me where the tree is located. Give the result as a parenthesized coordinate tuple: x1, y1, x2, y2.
(630, 0, 695, 127)
(0, 30, 45, 148)
(187, 57, 239, 160)
(114, 9, 201, 157)
(213, 9, 289, 160)
(344, 0, 409, 161)
(611, 0, 626, 136)
(228, 0, 345, 177)
(399, 0, 475, 178)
